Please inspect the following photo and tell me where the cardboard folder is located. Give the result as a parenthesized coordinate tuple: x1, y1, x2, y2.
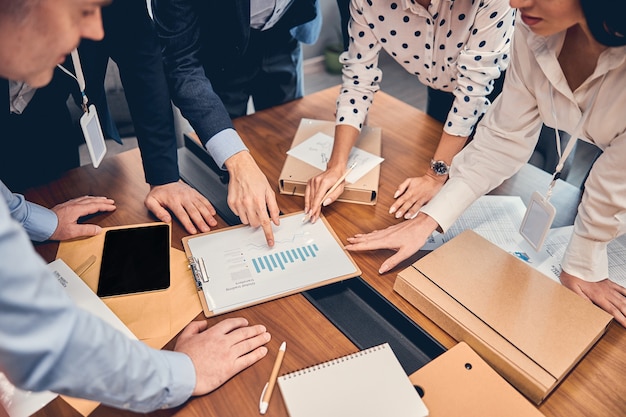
(279, 118, 381, 205)
(409, 342, 545, 417)
(55, 223, 202, 416)
(394, 230, 612, 405)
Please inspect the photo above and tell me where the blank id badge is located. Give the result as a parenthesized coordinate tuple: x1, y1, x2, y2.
(80, 104, 107, 168)
(520, 191, 556, 251)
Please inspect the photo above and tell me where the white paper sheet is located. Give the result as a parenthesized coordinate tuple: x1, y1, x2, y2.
(420, 195, 626, 286)
(0, 374, 55, 417)
(502, 226, 626, 287)
(286, 132, 384, 184)
(422, 195, 527, 250)
(186, 214, 358, 314)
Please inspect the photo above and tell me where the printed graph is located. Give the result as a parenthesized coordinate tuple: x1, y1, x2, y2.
(252, 244, 319, 273)
(185, 213, 359, 314)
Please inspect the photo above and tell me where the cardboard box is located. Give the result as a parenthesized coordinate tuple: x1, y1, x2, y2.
(394, 230, 612, 404)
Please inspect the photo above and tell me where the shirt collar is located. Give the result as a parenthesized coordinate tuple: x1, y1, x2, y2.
(401, 0, 443, 16)
(525, 23, 626, 98)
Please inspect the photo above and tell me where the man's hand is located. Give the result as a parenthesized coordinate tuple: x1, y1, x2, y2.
(145, 180, 218, 235)
(50, 196, 116, 241)
(345, 212, 439, 273)
(389, 174, 446, 220)
(560, 270, 626, 327)
(224, 151, 280, 247)
(174, 318, 271, 396)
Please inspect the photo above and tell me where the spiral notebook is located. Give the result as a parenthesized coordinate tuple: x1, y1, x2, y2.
(277, 343, 429, 417)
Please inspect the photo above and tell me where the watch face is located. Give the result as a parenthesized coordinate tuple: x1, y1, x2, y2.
(431, 160, 449, 175)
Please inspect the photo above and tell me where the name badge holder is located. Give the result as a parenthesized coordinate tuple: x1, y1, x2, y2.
(58, 49, 107, 168)
(520, 77, 604, 251)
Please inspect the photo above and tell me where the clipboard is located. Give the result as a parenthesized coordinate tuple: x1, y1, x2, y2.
(182, 212, 361, 317)
(409, 342, 545, 417)
(279, 118, 381, 205)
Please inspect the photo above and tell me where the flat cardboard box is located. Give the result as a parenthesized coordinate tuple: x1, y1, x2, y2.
(395, 230, 612, 404)
(409, 341, 545, 417)
(279, 118, 381, 205)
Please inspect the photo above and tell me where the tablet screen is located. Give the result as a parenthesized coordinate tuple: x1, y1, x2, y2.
(97, 224, 170, 297)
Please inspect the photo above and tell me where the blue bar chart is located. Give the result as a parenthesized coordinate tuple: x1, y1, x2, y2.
(251, 244, 319, 273)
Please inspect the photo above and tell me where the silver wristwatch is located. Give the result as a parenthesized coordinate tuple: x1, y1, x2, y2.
(430, 159, 450, 176)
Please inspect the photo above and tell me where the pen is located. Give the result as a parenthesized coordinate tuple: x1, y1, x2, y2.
(259, 341, 287, 414)
(303, 161, 358, 222)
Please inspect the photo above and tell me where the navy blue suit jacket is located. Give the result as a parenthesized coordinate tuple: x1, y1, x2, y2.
(152, 0, 320, 149)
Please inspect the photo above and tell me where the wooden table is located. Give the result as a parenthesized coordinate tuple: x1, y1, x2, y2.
(27, 87, 625, 417)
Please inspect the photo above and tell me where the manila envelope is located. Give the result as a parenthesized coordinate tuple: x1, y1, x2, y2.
(55, 223, 202, 416)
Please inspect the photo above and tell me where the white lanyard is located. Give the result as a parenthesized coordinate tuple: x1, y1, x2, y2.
(57, 48, 89, 113)
(546, 74, 605, 200)
(57, 48, 108, 168)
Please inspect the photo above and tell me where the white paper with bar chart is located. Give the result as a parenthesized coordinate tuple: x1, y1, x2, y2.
(182, 212, 361, 316)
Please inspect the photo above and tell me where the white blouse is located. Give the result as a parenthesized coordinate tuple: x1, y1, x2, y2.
(423, 22, 626, 282)
(336, 0, 515, 137)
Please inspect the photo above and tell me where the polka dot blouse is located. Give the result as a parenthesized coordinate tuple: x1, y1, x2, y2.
(336, 0, 515, 137)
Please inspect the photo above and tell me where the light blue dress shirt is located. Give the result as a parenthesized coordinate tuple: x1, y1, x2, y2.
(204, 128, 248, 170)
(1, 180, 57, 242)
(0, 195, 196, 412)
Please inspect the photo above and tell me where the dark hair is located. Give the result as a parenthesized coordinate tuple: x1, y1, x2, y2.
(581, 0, 626, 46)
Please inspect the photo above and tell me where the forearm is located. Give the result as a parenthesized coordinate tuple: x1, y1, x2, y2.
(129, 81, 179, 185)
(1, 181, 57, 241)
(326, 124, 360, 170)
(116, 37, 179, 185)
(449, 2, 515, 136)
(562, 135, 626, 282)
(562, 219, 610, 282)
(223, 149, 252, 174)
(429, 131, 468, 174)
(334, 0, 382, 132)
(153, 0, 234, 144)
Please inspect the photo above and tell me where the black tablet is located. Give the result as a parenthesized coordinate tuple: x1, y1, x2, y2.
(97, 224, 171, 297)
